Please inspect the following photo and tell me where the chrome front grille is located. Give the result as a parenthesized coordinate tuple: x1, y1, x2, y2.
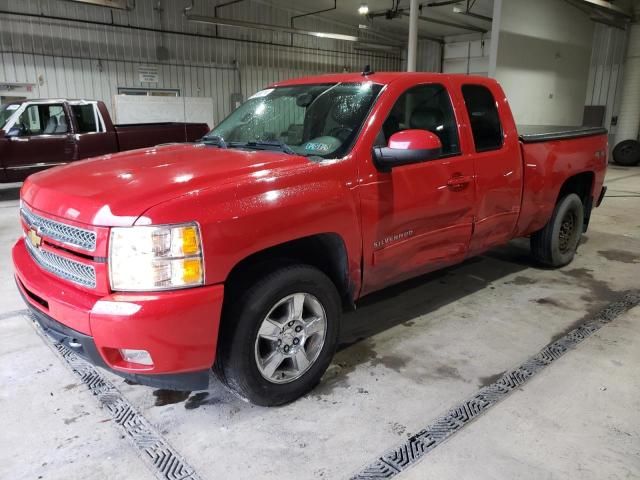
(21, 205, 96, 251)
(25, 237, 97, 288)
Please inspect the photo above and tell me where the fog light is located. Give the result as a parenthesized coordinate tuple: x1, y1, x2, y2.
(119, 349, 153, 366)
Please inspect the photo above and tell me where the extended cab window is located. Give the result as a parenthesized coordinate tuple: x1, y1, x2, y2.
(461, 84, 503, 152)
(71, 104, 104, 133)
(375, 84, 460, 157)
(14, 104, 69, 136)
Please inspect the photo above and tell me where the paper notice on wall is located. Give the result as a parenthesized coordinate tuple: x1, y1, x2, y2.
(138, 65, 159, 84)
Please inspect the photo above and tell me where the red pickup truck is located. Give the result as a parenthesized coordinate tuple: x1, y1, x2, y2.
(0, 99, 209, 182)
(12, 73, 607, 406)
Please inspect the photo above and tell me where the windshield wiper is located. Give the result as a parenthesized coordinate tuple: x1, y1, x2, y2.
(201, 135, 228, 148)
(245, 140, 296, 155)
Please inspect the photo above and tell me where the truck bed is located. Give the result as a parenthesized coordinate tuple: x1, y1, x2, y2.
(515, 127, 608, 238)
(114, 122, 209, 151)
(518, 125, 607, 143)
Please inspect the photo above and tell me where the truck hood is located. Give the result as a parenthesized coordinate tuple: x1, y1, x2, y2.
(21, 144, 312, 226)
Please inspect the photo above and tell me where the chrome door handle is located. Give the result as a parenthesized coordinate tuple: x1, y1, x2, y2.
(9, 137, 29, 142)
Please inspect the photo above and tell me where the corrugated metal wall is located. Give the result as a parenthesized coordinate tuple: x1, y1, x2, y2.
(0, 0, 443, 125)
(415, 38, 442, 73)
(585, 23, 627, 133)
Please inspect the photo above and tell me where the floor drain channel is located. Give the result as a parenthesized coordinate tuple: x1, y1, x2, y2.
(351, 291, 640, 480)
(28, 315, 202, 480)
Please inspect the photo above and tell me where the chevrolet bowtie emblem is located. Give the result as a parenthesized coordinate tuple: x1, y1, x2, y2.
(27, 228, 42, 248)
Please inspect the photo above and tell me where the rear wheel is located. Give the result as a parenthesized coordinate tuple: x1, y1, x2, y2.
(530, 193, 584, 267)
(214, 264, 340, 406)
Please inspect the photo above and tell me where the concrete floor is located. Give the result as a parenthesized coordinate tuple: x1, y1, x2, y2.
(0, 166, 639, 480)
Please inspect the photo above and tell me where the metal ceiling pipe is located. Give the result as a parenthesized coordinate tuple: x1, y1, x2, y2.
(407, 0, 420, 71)
(184, 13, 402, 49)
(615, 6, 640, 146)
(399, 11, 487, 33)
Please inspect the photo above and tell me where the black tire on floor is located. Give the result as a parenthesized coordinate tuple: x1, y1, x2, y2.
(530, 193, 584, 268)
(612, 140, 640, 166)
(214, 264, 340, 406)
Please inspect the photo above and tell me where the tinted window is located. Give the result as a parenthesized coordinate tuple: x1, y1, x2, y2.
(375, 84, 460, 157)
(461, 84, 503, 151)
(71, 104, 102, 133)
(15, 104, 68, 136)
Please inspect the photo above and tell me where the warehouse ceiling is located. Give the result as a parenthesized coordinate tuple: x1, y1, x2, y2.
(265, 0, 495, 40)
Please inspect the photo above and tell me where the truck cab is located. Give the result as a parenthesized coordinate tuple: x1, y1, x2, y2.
(0, 99, 208, 182)
(0, 100, 116, 181)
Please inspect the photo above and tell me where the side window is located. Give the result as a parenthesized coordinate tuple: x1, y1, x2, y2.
(461, 84, 503, 152)
(16, 104, 69, 136)
(71, 104, 103, 133)
(375, 84, 460, 157)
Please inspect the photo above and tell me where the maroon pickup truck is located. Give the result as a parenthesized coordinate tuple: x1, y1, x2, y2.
(0, 99, 209, 182)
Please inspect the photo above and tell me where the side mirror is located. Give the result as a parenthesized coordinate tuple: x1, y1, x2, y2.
(6, 126, 22, 137)
(373, 129, 442, 171)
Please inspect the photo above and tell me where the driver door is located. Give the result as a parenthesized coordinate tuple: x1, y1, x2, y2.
(4, 102, 75, 181)
(359, 83, 476, 294)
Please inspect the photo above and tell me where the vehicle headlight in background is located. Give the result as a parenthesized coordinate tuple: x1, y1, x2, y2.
(109, 223, 204, 291)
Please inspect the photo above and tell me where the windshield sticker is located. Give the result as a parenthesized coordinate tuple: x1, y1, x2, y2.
(6, 104, 20, 111)
(249, 88, 274, 99)
(304, 142, 331, 152)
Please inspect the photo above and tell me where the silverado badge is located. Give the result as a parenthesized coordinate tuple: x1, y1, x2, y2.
(27, 228, 42, 249)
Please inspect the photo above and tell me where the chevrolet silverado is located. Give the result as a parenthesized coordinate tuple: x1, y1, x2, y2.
(12, 73, 608, 405)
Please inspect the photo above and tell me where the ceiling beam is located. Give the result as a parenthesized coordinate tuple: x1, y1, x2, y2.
(401, 11, 487, 33)
(185, 13, 403, 48)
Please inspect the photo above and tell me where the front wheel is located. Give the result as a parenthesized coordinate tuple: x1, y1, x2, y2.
(214, 265, 340, 406)
(530, 193, 584, 268)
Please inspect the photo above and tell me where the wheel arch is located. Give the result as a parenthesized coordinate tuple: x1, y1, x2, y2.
(223, 233, 356, 311)
(556, 171, 595, 232)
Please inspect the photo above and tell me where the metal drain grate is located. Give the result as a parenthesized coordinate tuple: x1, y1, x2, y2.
(351, 291, 640, 479)
(29, 316, 202, 480)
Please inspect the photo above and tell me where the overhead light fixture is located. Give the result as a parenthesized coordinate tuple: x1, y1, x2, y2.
(311, 31, 360, 41)
(358, 4, 369, 15)
(452, 6, 463, 13)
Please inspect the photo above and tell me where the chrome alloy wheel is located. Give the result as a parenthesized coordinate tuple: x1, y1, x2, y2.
(254, 293, 327, 384)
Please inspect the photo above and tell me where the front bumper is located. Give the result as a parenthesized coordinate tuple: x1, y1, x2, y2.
(13, 239, 224, 391)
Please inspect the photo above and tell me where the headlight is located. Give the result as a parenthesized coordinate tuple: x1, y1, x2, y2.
(109, 223, 204, 291)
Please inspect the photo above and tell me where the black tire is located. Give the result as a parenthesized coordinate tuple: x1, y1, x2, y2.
(530, 193, 584, 268)
(612, 140, 640, 166)
(214, 264, 340, 406)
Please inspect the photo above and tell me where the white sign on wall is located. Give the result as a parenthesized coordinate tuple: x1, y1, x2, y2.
(138, 65, 160, 84)
(113, 95, 215, 130)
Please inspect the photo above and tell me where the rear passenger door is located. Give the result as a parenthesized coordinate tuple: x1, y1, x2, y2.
(360, 83, 476, 294)
(70, 102, 118, 160)
(460, 84, 523, 256)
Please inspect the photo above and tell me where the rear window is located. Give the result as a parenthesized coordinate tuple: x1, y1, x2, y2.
(71, 104, 103, 133)
(461, 84, 503, 152)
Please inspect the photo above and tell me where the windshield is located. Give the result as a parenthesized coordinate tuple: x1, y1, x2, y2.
(0, 103, 21, 130)
(205, 82, 383, 159)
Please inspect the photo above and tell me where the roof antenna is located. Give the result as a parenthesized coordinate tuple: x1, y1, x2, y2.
(362, 65, 374, 76)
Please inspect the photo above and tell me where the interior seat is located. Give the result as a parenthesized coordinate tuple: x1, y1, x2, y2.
(43, 116, 58, 134)
(55, 115, 68, 134)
